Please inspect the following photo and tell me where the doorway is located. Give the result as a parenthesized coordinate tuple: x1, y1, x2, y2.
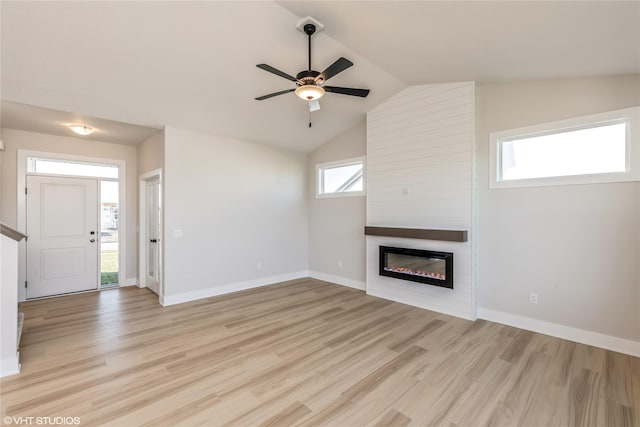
(26, 175, 99, 298)
(18, 150, 126, 301)
(139, 170, 162, 297)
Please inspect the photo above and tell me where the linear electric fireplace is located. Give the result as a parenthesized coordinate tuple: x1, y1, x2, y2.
(379, 246, 453, 289)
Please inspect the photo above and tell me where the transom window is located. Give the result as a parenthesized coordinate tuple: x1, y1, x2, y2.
(490, 106, 639, 189)
(317, 156, 365, 197)
(27, 157, 119, 179)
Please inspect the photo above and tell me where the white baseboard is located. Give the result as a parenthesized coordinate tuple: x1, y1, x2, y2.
(308, 271, 366, 290)
(160, 271, 309, 307)
(477, 307, 640, 358)
(367, 288, 476, 321)
(120, 277, 137, 287)
(1, 353, 21, 377)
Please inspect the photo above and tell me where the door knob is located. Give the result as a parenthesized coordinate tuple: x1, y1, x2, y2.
(90, 239, 96, 243)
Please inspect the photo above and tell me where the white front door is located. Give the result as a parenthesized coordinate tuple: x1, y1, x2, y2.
(26, 175, 99, 298)
(145, 178, 161, 295)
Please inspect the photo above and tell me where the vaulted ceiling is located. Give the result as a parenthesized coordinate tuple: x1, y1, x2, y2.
(1, 1, 638, 151)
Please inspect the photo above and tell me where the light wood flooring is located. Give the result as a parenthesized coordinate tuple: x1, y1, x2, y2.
(1, 278, 638, 426)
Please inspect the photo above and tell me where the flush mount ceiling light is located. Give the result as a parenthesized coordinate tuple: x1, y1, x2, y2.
(294, 84, 325, 101)
(69, 124, 94, 136)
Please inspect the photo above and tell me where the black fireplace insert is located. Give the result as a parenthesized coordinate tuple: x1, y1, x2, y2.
(379, 246, 453, 289)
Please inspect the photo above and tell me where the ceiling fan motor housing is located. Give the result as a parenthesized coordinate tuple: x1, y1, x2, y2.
(296, 70, 321, 84)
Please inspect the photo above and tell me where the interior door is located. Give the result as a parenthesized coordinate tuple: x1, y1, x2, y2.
(145, 178, 161, 295)
(26, 175, 99, 298)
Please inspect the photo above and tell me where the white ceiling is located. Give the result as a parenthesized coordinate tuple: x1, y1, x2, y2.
(1, 1, 638, 151)
(1, 101, 160, 146)
(0, 1, 404, 151)
(279, 1, 640, 85)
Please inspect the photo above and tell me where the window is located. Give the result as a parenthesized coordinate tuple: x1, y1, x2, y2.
(100, 181, 120, 287)
(490, 106, 640, 189)
(27, 157, 119, 179)
(501, 122, 627, 180)
(317, 156, 365, 197)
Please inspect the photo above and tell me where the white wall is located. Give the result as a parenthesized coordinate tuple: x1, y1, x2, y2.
(161, 127, 308, 305)
(137, 129, 164, 176)
(476, 75, 640, 348)
(0, 234, 20, 376)
(307, 121, 366, 289)
(137, 130, 165, 292)
(366, 82, 476, 320)
(0, 128, 139, 290)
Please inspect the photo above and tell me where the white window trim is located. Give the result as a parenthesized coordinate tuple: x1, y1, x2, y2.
(316, 156, 366, 198)
(16, 149, 127, 301)
(489, 106, 640, 189)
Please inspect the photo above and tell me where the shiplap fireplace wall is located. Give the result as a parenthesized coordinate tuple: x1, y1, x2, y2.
(365, 82, 476, 320)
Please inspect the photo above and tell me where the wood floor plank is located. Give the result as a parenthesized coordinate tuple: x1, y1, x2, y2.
(1, 280, 638, 426)
(257, 401, 312, 427)
(370, 408, 411, 427)
(450, 358, 514, 426)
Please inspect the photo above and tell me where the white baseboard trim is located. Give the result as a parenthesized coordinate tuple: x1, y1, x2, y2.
(160, 271, 309, 307)
(477, 307, 640, 357)
(1, 353, 21, 377)
(120, 277, 138, 287)
(308, 271, 366, 290)
(367, 288, 476, 321)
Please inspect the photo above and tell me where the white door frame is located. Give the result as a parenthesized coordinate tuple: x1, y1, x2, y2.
(138, 169, 163, 301)
(17, 149, 127, 302)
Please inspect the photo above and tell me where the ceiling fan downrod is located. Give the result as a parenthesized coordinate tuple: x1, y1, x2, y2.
(304, 23, 315, 72)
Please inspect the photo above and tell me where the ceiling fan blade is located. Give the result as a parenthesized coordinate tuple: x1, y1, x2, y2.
(255, 88, 295, 101)
(324, 86, 370, 98)
(317, 57, 354, 82)
(256, 64, 298, 82)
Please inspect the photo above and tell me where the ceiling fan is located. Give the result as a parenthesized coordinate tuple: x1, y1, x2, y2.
(255, 20, 370, 122)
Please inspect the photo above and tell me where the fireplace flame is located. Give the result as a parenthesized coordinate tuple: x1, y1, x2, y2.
(384, 266, 445, 280)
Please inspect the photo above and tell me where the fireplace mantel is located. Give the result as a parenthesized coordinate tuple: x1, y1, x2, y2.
(365, 226, 467, 242)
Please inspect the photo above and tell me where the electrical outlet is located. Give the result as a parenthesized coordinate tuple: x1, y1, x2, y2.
(529, 292, 538, 304)
(338, 260, 343, 269)
(401, 187, 409, 196)
(257, 262, 263, 270)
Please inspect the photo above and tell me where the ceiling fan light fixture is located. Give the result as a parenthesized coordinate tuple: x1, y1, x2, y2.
(295, 85, 325, 101)
(69, 124, 94, 136)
